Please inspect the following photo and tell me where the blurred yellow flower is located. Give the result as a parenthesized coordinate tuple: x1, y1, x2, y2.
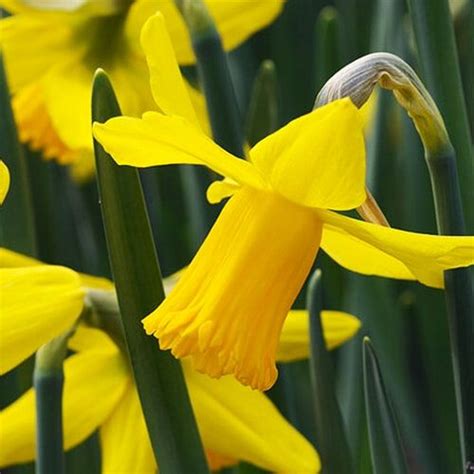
(0, 326, 321, 472)
(0, 265, 84, 374)
(0, 160, 10, 204)
(94, 14, 474, 390)
(0, 0, 283, 179)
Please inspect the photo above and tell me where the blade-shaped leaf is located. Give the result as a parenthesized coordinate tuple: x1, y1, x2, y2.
(363, 337, 408, 474)
(307, 269, 353, 473)
(92, 69, 208, 473)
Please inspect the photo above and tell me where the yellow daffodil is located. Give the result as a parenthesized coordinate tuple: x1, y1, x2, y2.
(0, 0, 283, 179)
(93, 14, 474, 391)
(0, 326, 321, 472)
(0, 248, 361, 473)
(0, 264, 84, 374)
(0, 160, 10, 204)
(0, 247, 112, 374)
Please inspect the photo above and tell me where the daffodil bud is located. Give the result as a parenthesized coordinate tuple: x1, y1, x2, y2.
(315, 52, 451, 154)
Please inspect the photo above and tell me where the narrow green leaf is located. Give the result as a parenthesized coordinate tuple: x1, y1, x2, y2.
(178, 0, 244, 157)
(363, 338, 408, 474)
(0, 52, 36, 255)
(307, 270, 353, 473)
(92, 69, 208, 473)
(246, 60, 279, 147)
(407, 0, 473, 233)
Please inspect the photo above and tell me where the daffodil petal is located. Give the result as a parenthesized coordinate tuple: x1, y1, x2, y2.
(107, 49, 157, 118)
(0, 160, 10, 204)
(206, 178, 240, 204)
(68, 326, 117, 354)
(359, 89, 377, 135)
(0, 266, 84, 374)
(42, 59, 91, 151)
(276, 309, 362, 362)
(140, 13, 199, 126)
(250, 98, 366, 210)
(79, 274, 114, 291)
(0, 247, 42, 267)
(125, 0, 284, 65)
(184, 363, 320, 473)
(0, 350, 128, 466)
(100, 385, 156, 474)
(0, 14, 72, 92)
(93, 112, 266, 189)
(320, 209, 474, 288)
(203, 0, 285, 64)
(0, 247, 114, 290)
(0, 0, 33, 13)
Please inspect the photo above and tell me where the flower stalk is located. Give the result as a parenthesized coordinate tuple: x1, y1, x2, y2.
(407, 0, 473, 233)
(316, 52, 473, 468)
(176, 0, 244, 158)
(34, 328, 76, 474)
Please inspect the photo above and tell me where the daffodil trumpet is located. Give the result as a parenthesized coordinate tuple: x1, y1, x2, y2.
(93, 14, 474, 391)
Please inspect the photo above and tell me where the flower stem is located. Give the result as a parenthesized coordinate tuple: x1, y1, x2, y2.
(177, 0, 244, 158)
(407, 0, 473, 233)
(34, 331, 74, 474)
(425, 144, 474, 468)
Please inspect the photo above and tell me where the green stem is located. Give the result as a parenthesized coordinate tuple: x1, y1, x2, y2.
(34, 331, 73, 474)
(426, 145, 473, 468)
(407, 0, 473, 232)
(178, 0, 244, 157)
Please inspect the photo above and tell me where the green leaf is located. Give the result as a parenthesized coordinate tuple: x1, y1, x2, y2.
(307, 269, 353, 473)
(246, 60, 279, 147)
(92, 69, 208, 473)
(363, 338, 408, 474)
